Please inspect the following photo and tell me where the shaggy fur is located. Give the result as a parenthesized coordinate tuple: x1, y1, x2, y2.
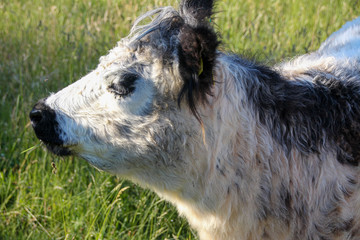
(30, 1, 360, 239)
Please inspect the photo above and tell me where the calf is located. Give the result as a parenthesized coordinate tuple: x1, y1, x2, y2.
(30, 1, 360, 239)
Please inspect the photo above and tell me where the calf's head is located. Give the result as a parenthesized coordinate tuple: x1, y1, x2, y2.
(30, 1, 219, 187)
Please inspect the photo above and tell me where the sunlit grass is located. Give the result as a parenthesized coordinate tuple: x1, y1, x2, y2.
(0, 0, 357, 239)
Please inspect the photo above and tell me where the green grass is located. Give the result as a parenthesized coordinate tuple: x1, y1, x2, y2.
(0, 0, 357, 239)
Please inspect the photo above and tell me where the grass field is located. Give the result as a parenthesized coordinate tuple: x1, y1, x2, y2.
(0, 0, 358, 239)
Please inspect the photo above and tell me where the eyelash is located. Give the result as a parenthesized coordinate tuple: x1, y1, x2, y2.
(108, 73, 138, 98)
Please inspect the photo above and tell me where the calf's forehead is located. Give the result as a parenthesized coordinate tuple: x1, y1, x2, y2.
(98, 43, 140, 72)
(97, 41, 171, 76)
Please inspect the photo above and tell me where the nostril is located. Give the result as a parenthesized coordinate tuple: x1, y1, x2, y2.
(29, 109, 43, 126)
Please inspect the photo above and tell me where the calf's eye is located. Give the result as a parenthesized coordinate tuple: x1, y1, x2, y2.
(108, 73, 138, 98)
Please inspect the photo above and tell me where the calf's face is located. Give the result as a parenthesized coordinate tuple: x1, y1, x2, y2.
(30, 38, 190, 179)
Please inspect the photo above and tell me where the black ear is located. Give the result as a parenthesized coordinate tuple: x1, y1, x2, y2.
(177, 0, 220, 121)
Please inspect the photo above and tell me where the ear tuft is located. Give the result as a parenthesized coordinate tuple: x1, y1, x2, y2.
(179, 0, 216, 26)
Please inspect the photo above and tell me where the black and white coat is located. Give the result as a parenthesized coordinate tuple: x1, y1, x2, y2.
(30, 1, 360, 239)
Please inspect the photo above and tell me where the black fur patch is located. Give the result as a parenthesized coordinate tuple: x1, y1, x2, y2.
(239, 56, 360, 165)
(177, 24, 220, 121)
(176, 0, 220, 121)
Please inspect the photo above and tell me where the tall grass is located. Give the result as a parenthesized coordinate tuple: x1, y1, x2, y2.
(0, 0, 357, 239)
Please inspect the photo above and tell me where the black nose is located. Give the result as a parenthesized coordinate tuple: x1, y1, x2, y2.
(29, 108, 43, 128)
(29, 99, 50, 129)
(29, 99, 62, 145)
